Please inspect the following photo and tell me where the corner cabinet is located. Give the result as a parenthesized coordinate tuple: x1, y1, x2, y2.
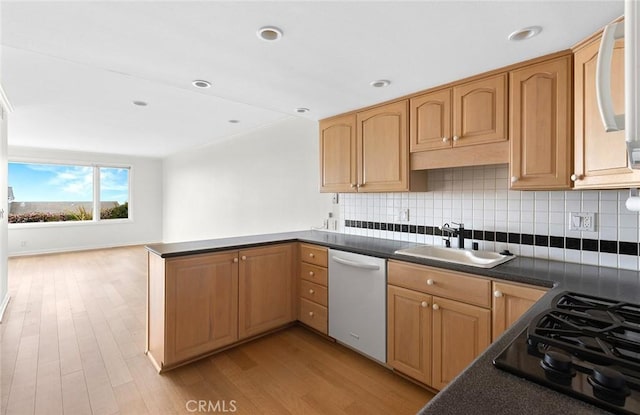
(320, 101, 427, 193)
(238, 244, 295, 339)
(509, 54, 573, 190)
(146, 243, 295, 372)
(492, 281, 547, 341)
(573, 30, 640, 188)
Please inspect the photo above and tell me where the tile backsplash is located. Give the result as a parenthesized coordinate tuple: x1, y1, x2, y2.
(338, 164, 640, 271)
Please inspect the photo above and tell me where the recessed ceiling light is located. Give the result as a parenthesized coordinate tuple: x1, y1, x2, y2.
(228, 119, 240, 124)
(370, 80, 391, 88)
(132, 101, 148, 106)
(508, 26, 542, 41)
(192, 80, 212, 88)
(257, 26, 283, 41)
(295, 107, 310, 114)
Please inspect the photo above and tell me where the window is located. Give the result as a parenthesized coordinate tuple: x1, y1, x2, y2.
(8, 162, 130, 224)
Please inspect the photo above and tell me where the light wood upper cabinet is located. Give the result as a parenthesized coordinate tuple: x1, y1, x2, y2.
(573, 35, 640, 188)
(431, 296, 490, 391)
(510, 54, 573, 190)
(163, 252, 239, 367)
(238, 244, 295, 339)
(492, 281, 547, 341)
(356, 100, 410, 192)
(387, 285, 432, 385)
(452, 73, 508, 147)
(319, 114, 357, 192)
(320, 101, 427, 193)
(410, 73, 507, 154)
(410, 89, 452, 152)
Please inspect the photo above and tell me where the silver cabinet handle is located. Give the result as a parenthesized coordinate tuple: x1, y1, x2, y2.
(453, 135, 459, 141)
(331, 256, 380, 270)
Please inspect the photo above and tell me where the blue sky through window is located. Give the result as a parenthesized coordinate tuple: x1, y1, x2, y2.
(9, 162, 129, 204)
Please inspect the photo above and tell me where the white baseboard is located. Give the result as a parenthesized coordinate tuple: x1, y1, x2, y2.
(0, 293, 10, 323)
(7, 240, 161, 258)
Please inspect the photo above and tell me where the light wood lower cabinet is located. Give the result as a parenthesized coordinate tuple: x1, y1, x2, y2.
(431, 296, 490, 390)
(387, 285, 432, 385)
(492, 281, 547, 341)
(297, 243, 329, 334)
(164, 251, 239, 366)
(387, 261, 491, 390)
(238, 244, 295, 339)
(147, 243, 295, 372)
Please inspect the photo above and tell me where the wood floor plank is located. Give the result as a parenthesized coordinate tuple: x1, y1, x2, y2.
(61, 370, 92, 415)
(3, 246, 433, 415)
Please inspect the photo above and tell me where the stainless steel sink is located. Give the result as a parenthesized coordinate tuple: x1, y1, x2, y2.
(394, 245, 516, 269)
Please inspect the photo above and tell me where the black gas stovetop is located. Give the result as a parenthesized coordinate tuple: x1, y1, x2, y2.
(494, 291, 640, 415)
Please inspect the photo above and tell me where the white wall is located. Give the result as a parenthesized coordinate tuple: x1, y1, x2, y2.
(8, 146, 163, 255)
(0, 95, 9, 320)
(163, 117, 333, 242)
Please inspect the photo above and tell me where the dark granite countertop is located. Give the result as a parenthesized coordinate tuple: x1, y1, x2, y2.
(146, 230, 640, 415)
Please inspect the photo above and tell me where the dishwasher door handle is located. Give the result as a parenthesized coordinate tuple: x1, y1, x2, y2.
(331, 256, 381, 271)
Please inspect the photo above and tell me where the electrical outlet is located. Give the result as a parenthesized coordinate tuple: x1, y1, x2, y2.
(399, 208, 410, 222)
(569, 212, 597, 232)
(332, 193, 339, 204)
(20, 240, 27, 247)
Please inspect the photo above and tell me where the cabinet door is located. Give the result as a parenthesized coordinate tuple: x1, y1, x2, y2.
(239, 244, 294, 339)
(387, 285, 432, 384)
(410, 89, 452, 152)
(431, 296, 490, 390)
(452, 73, 507, 147)
(574, 36, 640, 188)
(492, 282, 546, 341)
(165, 251, 239, 365)
(356, 100, 409, 192)
(510, 55, 572, 190)
(319, 114, 357, 192)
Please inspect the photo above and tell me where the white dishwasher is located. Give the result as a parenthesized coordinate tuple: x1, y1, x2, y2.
(328, 249, 387, 363)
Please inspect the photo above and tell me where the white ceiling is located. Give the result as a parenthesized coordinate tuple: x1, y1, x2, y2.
(0, 1, 624, 158)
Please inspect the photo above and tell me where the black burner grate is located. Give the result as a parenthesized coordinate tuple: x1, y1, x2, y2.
(527, 292, 640, 377)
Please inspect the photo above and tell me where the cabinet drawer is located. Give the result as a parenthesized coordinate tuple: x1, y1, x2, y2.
(299, 298, 328, 334)
(300, 244, 328, 267)
(300, 262, 328, 286)
(300, 279, 328, 307)
(388, 261, 491, 308)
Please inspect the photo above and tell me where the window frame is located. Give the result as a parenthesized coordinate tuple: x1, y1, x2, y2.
(8, 157, 132, 228)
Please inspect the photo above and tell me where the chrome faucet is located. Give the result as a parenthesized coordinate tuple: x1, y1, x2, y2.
(440, 222, 465, 249)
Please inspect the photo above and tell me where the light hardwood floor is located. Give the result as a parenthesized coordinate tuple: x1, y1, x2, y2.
(1, 246, 434, 415)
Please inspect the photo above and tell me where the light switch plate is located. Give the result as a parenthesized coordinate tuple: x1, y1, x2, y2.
(569, 212, 597, 232)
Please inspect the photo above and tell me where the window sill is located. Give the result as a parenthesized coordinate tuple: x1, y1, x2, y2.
(9, 218, 133, 230)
